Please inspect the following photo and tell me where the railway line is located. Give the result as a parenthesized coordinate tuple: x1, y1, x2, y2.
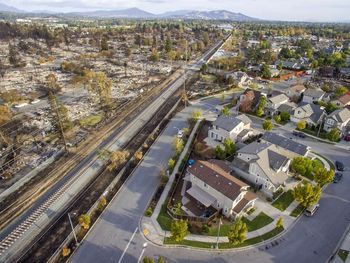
(0, 36, 228, 262)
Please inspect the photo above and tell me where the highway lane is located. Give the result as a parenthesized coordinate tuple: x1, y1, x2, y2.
(72, 95, 350, 263)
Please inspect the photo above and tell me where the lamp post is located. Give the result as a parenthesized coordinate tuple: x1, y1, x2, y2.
(216, 217, 222, 249)
(68, 212, 79, 247)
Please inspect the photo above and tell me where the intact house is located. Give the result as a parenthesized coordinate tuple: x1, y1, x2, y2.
(207, 114, 254, 143)
(323, 108, 350, 135)
(265, 93, 292, 116)
(183, 159, 257, 219)
(332, 91, 350, 107)
(231, 141, 295, 196)
(225, 71, 251, 88)
(291, 102, 326, 127)
(239, 88, 266, 113)
(302, 89, 325, 104)
(284, 84, 306, 100)
(231, 133, 309, 196)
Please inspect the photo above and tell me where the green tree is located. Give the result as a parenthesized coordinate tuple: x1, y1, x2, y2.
(168, 158, 175, 172)
(222, 106, 231, 116)
(150, 49, 160, 62)
(327, 128, 341, 142)
(261, 64, 272, 79)
(263, 120, 273, 131)
(227, 218, 248, 245)
(165, 35, 172, 53)
(200, 63, 208, 73)
(256, 96, 267, 116)
(290, 157, 314, 178)
(203, 32, 209, 47)
(192, 109, 202, 121)
(314, 168, 334, 186)
(335, 86, 348, 97)
(293, 182, 322, 208)
(215, 145, 226, 160)
(223, 138, 237, 156)
(143, 257, 155, 263)
(173, 138, 185, 156)
(101, 35, 109, 51)
(274, 114, 281, 123)
(170, 219, 188, 242)
(297, 121, 307, 130)
(276, 217, 284, 229)
(280, 111, 290, 122)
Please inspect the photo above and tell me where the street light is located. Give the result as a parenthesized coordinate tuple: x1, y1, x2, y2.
(216, 217, 222, 250)
(68, 212, 79, 247)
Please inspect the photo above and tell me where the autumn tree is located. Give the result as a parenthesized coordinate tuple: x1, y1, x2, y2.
(276, 217, 284, 229)
(222, 106, 231, 116)
(168, 158, 175, 173)
(192, 109, 202, 121)
(79, 214, 91, 230)
(0, 105, 12, 125)
(297, 121, 307, 130)
(107, 150, 130, 171)
(293, 182, 322, 208)
(62, 246, 71, 257)
(227, 218, 248, 245)
(173, 138, 185, 156)
(46, 73, 61, 93)
(170, 219, 188, 242)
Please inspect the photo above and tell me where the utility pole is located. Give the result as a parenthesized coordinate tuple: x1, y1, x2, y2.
(68, 212, 79, 247)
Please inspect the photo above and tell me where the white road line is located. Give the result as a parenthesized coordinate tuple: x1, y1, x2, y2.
(137, 248, 146, 263)
(117, 227, 138, 263)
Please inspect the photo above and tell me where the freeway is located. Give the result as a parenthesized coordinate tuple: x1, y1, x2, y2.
(0, 37, 227, 262)
(72, 95, 350, 263)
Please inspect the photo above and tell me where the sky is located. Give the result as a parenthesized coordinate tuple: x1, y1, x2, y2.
(2, 0, 350, 22)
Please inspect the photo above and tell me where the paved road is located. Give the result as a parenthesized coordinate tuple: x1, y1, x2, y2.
(73, 95, 350, 263)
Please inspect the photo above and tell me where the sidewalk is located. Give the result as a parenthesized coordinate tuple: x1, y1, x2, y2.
(331, 226, 350, 263)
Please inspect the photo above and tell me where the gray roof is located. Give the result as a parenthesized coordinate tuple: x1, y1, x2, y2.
(262, 132, 309, 156)
(292, 102, 325, 124)
(278, 102, 297, 113)
(269, 94, 289, 105)
(303, 89, 325, 99)
(213, 115, 242, 132)
(237, 141, 271, 155)
(328, 108, 350, 123)
(235, 114, 252, 125)
(267, 149, 289, 171)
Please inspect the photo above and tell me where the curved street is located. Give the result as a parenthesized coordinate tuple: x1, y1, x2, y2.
(72, 96, 350, 263)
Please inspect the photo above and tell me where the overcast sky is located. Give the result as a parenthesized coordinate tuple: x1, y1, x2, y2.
(2, 0, 350, 22)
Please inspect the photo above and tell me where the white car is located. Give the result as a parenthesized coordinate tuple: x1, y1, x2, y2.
(177, 130, 184, 138)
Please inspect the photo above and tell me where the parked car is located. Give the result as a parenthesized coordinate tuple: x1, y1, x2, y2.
(335, 161, 345, 171)
(177, 130, 184, 138)
(305, 204, 319, 217)
(292, 131, 306, 138)
(333, 172, 343, 183)
(344, 135, 350, 142)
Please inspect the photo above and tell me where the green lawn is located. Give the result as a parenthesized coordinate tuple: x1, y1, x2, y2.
(290, 204, 305, 217)
(157, 205, 172, 231)
(338, 249, 349, 262)
(165, 227, 284, 249)
(272, 190, 295, 211)
(79, 114, 103, 127)
(207, 212, 273, 236)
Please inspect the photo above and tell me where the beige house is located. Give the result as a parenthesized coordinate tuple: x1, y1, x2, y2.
(184, 160, 257, 218)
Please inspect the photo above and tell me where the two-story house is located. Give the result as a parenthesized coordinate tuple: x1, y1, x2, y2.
(265, 93, 290, 116)
(284, 84, 306, 100)
(231, 141, 297, 196)
(184, 160, 257, 218)
(332, 91, 350, 107)
(323, 108, 350, 135)
(302, 89, 325, 103)
(208, 114, 252, 143)
(291, 102, 326, 127)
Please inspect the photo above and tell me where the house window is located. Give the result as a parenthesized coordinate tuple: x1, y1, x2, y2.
(327, 119, 334, 125)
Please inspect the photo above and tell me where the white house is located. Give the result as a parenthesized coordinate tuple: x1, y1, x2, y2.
(265, 93, 290, 116)
(323, 108, 350, 135)
(302, 89, 325, 103)
(208, 114, 252, 143)
(291, 102, 326, 127)
(185, 160, 257, 218)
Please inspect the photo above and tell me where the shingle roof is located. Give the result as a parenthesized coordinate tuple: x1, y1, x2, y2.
(188, 160, 248, 201)
(304, 89, 325, 99)
(338, 92, 350, 105)
(292, 102, 325, 124)
(262, 132, 309, 156)
(267, 149, 289, 171)
(237, 141, 271, 155)
(235, 114, 252, 125)
(269, 94, 289, 105)
(213, 115, 242, 132)
(329, 108, 350, 123)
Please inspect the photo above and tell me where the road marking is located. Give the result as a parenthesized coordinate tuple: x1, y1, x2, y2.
(137, 247, 147, 263)
(117, 227, 138, 263)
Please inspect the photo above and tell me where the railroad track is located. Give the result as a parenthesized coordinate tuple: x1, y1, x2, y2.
(0, 70, 183, 262)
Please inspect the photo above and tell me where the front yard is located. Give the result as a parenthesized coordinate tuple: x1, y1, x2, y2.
(272, 190, 295, 211)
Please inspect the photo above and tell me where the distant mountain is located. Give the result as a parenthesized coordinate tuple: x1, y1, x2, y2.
(0, 2, 23, 13)
(162, 10, 258, 21)
(69, 8, 156, 18)
(160, 10, 194, 17)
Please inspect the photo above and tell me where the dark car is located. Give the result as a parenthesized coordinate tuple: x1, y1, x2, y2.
(333, 172, 343, 183)
(293, 131, 305, 138)
(344, 135, 350, 142)
(335, 161, 345, 171)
